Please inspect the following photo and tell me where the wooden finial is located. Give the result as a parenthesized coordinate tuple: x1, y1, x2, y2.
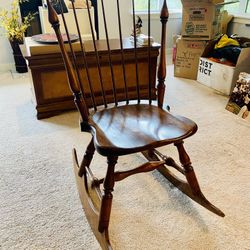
(47, 0, 59, 27)
(46, 0, 89, 120)
(160, 0, 169, 22)
(157, 0, 169, 108)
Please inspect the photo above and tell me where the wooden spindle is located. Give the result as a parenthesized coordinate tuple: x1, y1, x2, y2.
(100, 0, 118, 106)
(58, 0, 90, 108)
(148, 0, 152, 104)
(116, 0, 129, 104)
(86, 0, 108, 108)
(47, 0, 89, 120)
(157, 0, 169, 108)
(70, 0, 97, 110)
(132, 0, 140, 103)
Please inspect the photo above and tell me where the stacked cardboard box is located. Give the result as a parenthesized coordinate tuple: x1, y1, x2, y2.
(174, 0, 224, 80)
(197, 42, 250, 95)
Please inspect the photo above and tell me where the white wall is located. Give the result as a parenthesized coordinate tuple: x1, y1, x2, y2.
(0, 35, 14, 72)
(0, 0, 182, 72)
(97, 0, 182, 51)
(2, 1, 248, 73)
(97, 0, 133, 40)
(139, 13, 182, 51)
(0, 1, 15, 72)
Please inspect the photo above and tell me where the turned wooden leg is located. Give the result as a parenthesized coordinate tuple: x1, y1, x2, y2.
(98, 156, 118, 233)
(78, 138, 95, 177)
(174, 141, 201, 195)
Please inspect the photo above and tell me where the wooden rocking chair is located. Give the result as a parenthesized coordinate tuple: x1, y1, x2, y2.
(47, 0, 224, 248)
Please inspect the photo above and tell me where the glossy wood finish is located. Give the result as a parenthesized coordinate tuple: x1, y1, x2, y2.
(142, 149, 225, 217)
(26, 38, 160, 119)
(98, 155, 117, 232)
(94, 160, 166, 186)
(89, 104, 197, 156)
(73, 149, 112, 250)
(47, 0, 224, 248)
(157, 0, 168, 108)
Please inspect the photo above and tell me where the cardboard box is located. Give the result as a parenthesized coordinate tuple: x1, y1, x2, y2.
(197, 57, 235, 94)
(174, 38, 207, 80)
(181, 2, 223, 40)
(197, 46, 250, 95)
(181, 0, 224, 4)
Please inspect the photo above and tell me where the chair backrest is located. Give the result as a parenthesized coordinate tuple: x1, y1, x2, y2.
(47, 0, 169, 122)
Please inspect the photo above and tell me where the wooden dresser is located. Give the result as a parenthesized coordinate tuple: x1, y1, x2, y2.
(25, 37, 160, 119)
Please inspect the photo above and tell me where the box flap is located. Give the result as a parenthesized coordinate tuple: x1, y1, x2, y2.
(181, 0, 238, 5)
(201, 36, 250, 58)
(181, 0, 224, 5)
(201, 39, 218, 57)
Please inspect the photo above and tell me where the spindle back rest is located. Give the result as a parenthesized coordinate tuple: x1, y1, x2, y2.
(47, 0, 168, 123)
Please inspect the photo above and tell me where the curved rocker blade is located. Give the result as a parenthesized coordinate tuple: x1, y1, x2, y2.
(73, 149, 113, 250)
(142, 150, 225, 217)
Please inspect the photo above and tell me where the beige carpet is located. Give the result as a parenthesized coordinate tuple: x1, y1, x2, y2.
(0, 66, 250, 250)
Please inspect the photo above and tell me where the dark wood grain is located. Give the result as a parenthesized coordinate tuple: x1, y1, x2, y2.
(26, 39, 160, 119)
(142, 149, 225, 217)
(98, 155, 117, 232)
(95, 161, 166, 185)
(157, 0, 169, 108)
(47, 0, 225, 248)
(89, 104, 197, 156)
(116, 0, 129, 104)
(46, 0, 89, 121)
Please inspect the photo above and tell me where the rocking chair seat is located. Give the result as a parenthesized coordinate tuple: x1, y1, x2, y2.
(46, 0, 225, 247)
(89, 104, 198, 156)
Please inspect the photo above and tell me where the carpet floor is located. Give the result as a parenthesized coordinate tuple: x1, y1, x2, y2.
(0, 66, 250, 250)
